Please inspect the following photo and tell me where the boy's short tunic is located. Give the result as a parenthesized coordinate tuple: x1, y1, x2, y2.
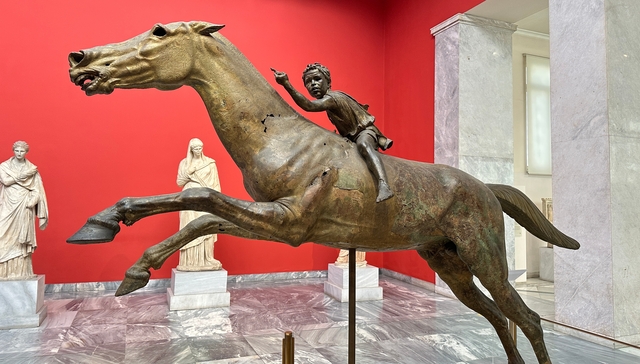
(325, 90, 389, 149)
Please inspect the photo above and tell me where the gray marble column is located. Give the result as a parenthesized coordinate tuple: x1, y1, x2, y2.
(550, 0, 640, 345)
(431, 14, 517, 295)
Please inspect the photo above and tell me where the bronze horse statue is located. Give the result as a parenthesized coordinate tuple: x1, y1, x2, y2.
(67, 21, 578, 364)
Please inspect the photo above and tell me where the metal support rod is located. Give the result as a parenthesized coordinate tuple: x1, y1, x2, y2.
(509, 319, 517, 345)
(540, 317, 640, 350)
(282, 331, 294, 364)
(348, 248, 356, 364)
(349, 248, 356, 364)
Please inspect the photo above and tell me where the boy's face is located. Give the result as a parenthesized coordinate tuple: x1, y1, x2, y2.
(303, 70, 329, 99)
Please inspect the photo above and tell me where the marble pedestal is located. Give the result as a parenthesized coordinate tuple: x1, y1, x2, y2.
(324, 264, 383, 302)
(0, 275, 47, 329)
(539, 247, 554, 282)
(167, 269, 230, 310)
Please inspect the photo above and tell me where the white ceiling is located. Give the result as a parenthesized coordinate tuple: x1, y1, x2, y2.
(467, 0, 549, 34)
(515, 8, 549, 34)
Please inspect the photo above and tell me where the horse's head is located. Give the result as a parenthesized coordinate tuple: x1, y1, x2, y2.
(68, 21, 224, 96)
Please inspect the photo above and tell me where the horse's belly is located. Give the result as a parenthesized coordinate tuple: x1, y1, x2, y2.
(309, 209, 447, 251)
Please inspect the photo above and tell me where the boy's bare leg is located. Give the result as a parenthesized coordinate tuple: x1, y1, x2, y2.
(356, 133, 394, 202)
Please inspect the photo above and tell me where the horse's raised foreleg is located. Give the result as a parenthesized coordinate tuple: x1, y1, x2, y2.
(417, 244, 525, 364)
(67, 193, 189, 244)
(68, 167, 336, 246)
(117, 214, 274, 296)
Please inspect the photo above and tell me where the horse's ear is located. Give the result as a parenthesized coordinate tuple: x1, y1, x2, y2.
(190, 22, 225, 36)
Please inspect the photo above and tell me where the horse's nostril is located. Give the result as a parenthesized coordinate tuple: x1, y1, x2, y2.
(69, 51, 85, 66)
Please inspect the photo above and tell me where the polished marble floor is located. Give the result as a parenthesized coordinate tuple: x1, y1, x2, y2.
(1, 276, 639, 363)
(514, 278, 556, 321)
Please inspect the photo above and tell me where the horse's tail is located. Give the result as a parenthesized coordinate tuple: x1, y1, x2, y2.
(487, 184, 580, 250)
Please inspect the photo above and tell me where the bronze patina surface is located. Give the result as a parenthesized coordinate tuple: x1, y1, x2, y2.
(67, 22, 579, 364)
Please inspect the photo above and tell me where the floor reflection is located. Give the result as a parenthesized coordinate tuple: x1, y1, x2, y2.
(0, 276, 638, 363)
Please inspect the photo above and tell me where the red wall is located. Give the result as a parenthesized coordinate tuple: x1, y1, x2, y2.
(381, 0, 484, 282)
(0, 0, 481, 284)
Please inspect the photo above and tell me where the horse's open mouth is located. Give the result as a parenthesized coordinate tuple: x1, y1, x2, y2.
(74, 72, 100, 91)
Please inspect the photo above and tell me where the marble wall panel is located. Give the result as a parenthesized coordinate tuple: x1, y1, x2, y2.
(434, 14, 516, 166)
(229, 270, 326, 283)
(379, 268, 436, 292)
(554, 141, 613, 334)
(434, 24, 460, 168)
(44, 271, 327, 295)
(606, 0, 640, 139)
(553, 166, 613, 336)
(551, 0, 640, 343)
(458, 156, 513, 185)
(551, 137, 610, 180)
(555, 247, 614, 337)
(549, 0, 608, 145)
(458, 24, 514, 160)
(45, 279, 170, 294)
(609, 136, 640, 340)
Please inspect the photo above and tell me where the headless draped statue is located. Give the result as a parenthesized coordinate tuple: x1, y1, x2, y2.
(0, 141, 48, 279)
(335, 249, 367, 267)
(176, 138, 222, 271)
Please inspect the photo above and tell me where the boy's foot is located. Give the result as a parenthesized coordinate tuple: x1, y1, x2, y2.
(378, 137, 393, 151)
(382, 138, 393, 151)
(376, 180, 394, 202)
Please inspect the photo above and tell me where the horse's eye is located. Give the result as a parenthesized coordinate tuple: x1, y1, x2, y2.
(152, 25, 167, 37)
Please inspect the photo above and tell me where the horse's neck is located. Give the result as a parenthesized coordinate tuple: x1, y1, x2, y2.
(190, 37, 304, 168)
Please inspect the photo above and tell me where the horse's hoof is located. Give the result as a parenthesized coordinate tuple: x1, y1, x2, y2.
(67, 221, 120, 244)
(115, 269, 150, 296)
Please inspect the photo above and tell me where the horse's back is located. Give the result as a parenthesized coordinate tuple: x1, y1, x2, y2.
(309, 150, 498, 251)
(384, 157, 500, 240)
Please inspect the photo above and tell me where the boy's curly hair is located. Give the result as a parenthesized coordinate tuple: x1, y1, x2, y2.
(302, 63, 331, 87)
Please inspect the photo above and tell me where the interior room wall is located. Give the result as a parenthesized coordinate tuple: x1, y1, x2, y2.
(380, 0, 483, 283)
(1, 0, 483, 285)
(512, 30, 552, 277)
(0, 0, 387, 283)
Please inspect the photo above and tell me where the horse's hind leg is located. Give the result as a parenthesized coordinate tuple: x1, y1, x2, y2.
(451, 229, 551, 364)
(473, 258, 550, 363)
(117, 214, 273, 296)
(417, 244, 525, 364)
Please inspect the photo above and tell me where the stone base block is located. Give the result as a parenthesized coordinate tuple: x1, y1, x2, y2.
(539, 247, 554, 282)
(0, 275, 47, 329)
(324, 281, 383, 302)
(323, 264, 383, 302)
(167, 288, 230, 310)
(167, 269, 230, 310)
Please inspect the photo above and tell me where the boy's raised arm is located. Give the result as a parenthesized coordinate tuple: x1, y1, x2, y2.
(271, 68, 333, 112)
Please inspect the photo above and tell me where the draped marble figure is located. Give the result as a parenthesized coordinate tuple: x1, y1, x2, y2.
(336, 249, 366, 267)
(176, 138, 222, 271)
(0, 141, 48, 279)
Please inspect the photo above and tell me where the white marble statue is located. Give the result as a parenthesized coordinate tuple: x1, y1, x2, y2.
(176, 138, 222, 271)
(335, 249, 366, 267)
(0, 141, 48, 279)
